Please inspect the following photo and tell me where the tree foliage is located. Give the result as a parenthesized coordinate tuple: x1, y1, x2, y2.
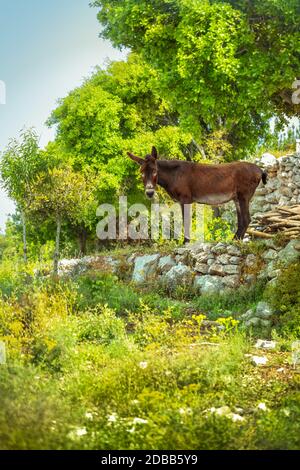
(48, 53, 194, 207)
(93, 0, 300, 158)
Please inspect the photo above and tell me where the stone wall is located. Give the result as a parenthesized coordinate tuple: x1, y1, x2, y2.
(251, 151, 300, 217)
(58, 240, 300, 294)
(129, 240, 300, 292)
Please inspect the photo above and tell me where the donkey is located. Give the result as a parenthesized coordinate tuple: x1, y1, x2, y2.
(127, 146, 267, 242)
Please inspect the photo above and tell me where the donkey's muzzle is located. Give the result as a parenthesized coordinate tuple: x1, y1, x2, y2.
(145, 190, 155, 199)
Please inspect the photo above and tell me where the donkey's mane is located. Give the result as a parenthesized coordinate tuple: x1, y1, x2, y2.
(158, 159, 183, 170)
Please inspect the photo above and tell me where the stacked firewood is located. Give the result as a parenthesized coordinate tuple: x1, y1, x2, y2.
(248, 205, 300, 239)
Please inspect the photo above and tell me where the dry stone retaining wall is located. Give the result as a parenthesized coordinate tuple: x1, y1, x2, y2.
(251, 151, 300, 218)
(58, 240, 300, 294)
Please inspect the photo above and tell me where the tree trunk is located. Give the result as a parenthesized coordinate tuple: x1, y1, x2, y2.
(21, 209, 27, 263)
(53, 215, 62, 275)
(78, 228, 87, 256)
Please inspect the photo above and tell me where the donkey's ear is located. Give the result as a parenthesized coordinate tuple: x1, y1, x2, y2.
(151, 146, 158, 159)
(127, 152, 144, 165)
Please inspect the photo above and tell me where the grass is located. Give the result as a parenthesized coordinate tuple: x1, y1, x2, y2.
(0, 256, 300, 450)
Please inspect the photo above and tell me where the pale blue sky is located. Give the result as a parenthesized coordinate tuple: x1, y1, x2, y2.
(0, 0, 126, 230)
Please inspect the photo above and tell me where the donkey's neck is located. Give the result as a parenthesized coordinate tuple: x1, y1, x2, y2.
(157, 160, 179, 191)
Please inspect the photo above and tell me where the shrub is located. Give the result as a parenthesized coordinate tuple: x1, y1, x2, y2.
(76, 272, 140, 313)
(265, 262, 300, 335)
(77, 305, 126, 345)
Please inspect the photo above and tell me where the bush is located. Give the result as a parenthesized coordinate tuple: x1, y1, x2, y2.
(192, 281, 265, 320)
(265, 262, 300, 335)
(77, 305, 126, 345)
(76, 272, 140, 313)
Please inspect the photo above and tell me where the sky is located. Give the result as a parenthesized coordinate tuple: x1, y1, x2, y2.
(0, 0, 126, 230)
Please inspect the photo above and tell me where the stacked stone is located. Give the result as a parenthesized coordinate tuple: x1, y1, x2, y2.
(251, 153, 280, 218)
(175, 242, 243, 293)
(239, 301, 273, 328)
(278, 154, 300, 205)
(251, 152, 300, 231)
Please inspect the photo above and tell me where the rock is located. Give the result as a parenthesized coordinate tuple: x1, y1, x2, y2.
(105, 256, 121, 273)
(175, 255, 184, 263)
(251, 355, 268, 366)
(208, 263, 225, 276)
(174, 247, 187, 256)
(226, 245, 242, 256)
(194, 262, 209, 274)
(244, 274, 256, 284)
(240, 309, 254, 321)
(158, 255, 176, 273)
(222, 275, 240, 289)
(262, 249, 278, 261)
(263, 239, 281, 251)
(223, 264, 241, 275)
(260, 320, 271, 328)
(255, 339, 276, 350)
(127, 254, 136, 264)
(193, 252, 214, 263)
(263, 260, 278, 279)
(163, 263, 193, 285)
(184, 241, 210, 255)
(194, 275, 224, 294)
(217, 254, 231, 265)
(211, 243, 227, 255)
(229, 256, 241, 265)
(58, 256, 100, 276)
(209, 263, 240, 276)
(58, 258, 82, 275)
(256, 301, 273, 318)
(245, 317, 261, 327)
(277, 240, 300, 265)
(132, 254, 160, 283)
(260, 153, 278, 168)
(244, 254, 257, 268)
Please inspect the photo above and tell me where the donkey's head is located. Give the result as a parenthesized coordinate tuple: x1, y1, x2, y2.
(127, 146, 158, 199)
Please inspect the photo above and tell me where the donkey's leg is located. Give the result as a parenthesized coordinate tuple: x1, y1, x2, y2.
(236, 195, 251, 240)
(233, 198, 243, 239)
(239, 197, 251, 239)
(181, 203, 191, 244)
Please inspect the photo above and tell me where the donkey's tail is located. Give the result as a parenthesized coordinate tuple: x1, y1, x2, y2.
(261, 170, 268, 185)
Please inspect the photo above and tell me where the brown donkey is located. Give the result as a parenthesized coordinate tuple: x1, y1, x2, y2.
(127, 146, 267, 242)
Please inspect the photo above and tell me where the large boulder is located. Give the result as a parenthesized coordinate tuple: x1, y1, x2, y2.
(194, 275, 224, 294)
(256, 301, 273, 319)
(277, 240, 300, 266)
(158, 255, 176, 273)
(260, 153, 278, 168)
(239, 301, 273, 328)
(132, 254, 160, 283)
(163, 263, 194, 286)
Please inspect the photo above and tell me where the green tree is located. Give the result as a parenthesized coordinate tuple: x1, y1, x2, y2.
(0, 129, 47, 262)
(47, 54, 193, 208)
(30, 166, 95, 274)
(93, 0, 300, 159)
